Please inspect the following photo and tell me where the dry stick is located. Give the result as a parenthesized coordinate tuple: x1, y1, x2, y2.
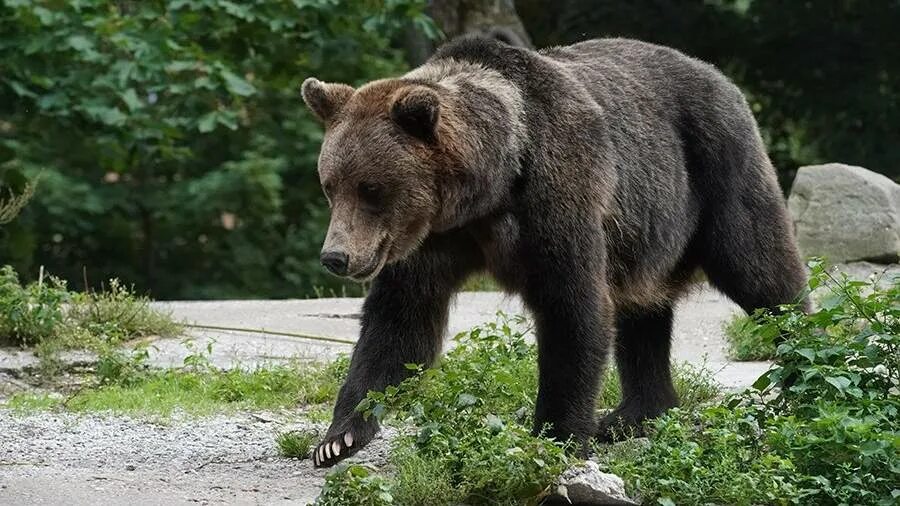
(181, 323, 355, 346)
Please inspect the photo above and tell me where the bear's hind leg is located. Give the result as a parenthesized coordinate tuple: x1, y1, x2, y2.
(698, 172, 808, 315)
(596, 304, 678, 442)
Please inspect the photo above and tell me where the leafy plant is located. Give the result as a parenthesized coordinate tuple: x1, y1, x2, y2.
(723, 312, 776, 361)
(0, 265, 69, 346)
(315, 464, 396, 506)
(67, 278, 180, 344)
(356, 315, 571, 504)
(606, 260, 900, 505)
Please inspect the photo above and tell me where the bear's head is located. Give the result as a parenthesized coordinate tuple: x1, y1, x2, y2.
(301, 77, 454, 281)
(302, 71, 522, 281)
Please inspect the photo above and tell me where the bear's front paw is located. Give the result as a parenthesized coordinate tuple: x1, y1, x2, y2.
(312, 416, 378, 468)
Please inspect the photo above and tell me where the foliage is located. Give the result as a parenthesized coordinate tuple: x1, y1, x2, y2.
(0, 264, 178, 355)
(723, 312, 776, 361)
(318, 315, 721, 505)
(315, 464, 396, 506)
(69, 278, 181, 344)
(0, 265, 68, 346)
(605, 260, 900, 505)
(276, 430, 317, 459)
(0, 0, 434, 299)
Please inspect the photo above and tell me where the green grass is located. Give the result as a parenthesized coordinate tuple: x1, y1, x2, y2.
(722, 312, 776, 361)
(4, 392, 63, 411)
(0, 266, 180, 376)
(276, 430, 318, 459)
(6, 356, 348, 417)
(460, 273, 501, 292)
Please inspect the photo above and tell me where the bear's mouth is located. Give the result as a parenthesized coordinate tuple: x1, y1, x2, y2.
(349, 239, 390, 282)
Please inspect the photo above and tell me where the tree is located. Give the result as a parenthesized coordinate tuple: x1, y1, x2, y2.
(405, 0, 531, 65)
(0, 0, 433, 298)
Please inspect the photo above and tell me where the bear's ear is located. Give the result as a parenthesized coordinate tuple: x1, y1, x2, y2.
(391, 86, 440, 143)
(301, 78, 355, 125)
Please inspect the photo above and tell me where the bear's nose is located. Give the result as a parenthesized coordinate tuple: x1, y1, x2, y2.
(320, 250, 349, 276)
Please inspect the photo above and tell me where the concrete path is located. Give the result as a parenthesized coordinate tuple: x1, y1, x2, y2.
(149, 285, 764, 389)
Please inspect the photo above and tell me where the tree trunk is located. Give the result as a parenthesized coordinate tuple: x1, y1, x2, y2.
(405, 0, 532, 66)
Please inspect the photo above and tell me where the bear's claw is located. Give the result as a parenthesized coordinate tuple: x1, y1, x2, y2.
(312, 431, 356, 467)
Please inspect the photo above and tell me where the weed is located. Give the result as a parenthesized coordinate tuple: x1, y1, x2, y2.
(0, 266, 69, 347)
(67, 279, 181, 345)
(276, 430, 317, 459)
(0, 265, 179, 358)
(316, 314, 723, 505)
(315, 464, 395, 506)
(723, 312, 776, 361)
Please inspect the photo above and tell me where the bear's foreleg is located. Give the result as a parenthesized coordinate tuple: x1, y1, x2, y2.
(313, 235, 480, 467)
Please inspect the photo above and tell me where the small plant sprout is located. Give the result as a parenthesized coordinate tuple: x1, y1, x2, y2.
(276, 431, 318, 459)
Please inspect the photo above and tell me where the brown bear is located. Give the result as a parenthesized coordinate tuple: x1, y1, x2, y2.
(301, 35, 807, 467)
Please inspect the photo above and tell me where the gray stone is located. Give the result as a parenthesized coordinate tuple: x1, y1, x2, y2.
(788, 163, 900, 263)
(554, 460, 638, 505)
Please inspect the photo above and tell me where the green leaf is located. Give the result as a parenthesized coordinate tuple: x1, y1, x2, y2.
(198, 112, 217, 133)
(83, 104, 127, 126)
(752, 373, 771, 391)
(824, 376, 851, 393)
(221, 70, 255, 97)
(67, 35, 93, 52)
(120, 89, 143, 112)
(796, 348, 816, 363)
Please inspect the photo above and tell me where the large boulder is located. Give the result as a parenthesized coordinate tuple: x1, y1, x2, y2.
(788, 163, 900, 263)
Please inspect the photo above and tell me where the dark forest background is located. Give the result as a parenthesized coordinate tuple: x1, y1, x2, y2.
(1, 0, 897, 299)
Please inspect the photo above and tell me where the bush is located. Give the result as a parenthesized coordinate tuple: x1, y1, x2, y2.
(315, 464, 396, 506)
(723, 312, 777, 361)
(0, 265, 178, 351)
(0, 265, 69, 346)
(318, 315, 722, 505)
(606, 260, 900, 505)
(276, 430, 317, 459)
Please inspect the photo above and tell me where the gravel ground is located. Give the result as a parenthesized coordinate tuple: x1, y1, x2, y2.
(0, 410, 395, 505)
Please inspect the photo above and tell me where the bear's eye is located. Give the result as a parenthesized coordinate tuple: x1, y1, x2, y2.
(357, 182, 384, 209)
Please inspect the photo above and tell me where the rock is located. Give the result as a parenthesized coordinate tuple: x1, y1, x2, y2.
(788, 163, 900, 264)
(835, 262, 900, 288)
(553, 460, 638, 505)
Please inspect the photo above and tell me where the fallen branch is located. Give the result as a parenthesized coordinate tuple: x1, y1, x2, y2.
(182, 323, 355, 346)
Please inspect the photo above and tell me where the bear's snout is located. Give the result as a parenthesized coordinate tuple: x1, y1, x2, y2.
(320, 250, 349, 276)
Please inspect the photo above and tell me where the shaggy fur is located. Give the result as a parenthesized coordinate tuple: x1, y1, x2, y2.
(301, 36, 807, 467)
